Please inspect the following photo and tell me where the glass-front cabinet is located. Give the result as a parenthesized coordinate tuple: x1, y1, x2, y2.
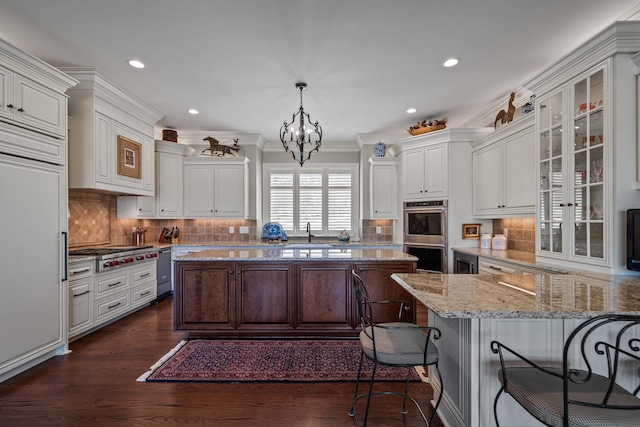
(536, 62, 608, 266)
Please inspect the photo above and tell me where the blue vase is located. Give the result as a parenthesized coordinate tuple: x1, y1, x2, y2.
(374, 141, 386, 157)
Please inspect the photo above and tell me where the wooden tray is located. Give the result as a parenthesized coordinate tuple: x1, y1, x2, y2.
(408, 124, 446, 136)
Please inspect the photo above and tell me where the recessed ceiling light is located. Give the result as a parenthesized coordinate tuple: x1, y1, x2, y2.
(188, 109, 199, 115)
(407, 108, 418, 114)
(128, 59, 145, 69)
(443, 58, 460, 68)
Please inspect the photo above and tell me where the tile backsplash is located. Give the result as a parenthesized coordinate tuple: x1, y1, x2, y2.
(68, 192, 395, 247)
(68, 191, 111, 247)
(361, 219, 393, 243)
(492, 218, 536, 253)
(68, 191, 258, 247)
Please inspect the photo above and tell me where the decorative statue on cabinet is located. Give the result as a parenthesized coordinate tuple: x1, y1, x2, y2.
(494, 92, 516, 128)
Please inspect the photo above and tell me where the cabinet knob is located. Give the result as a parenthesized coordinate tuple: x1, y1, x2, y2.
(567, 203, 574, 207)
(6, 104, 13, 108)
(559, 203, 565, 207)
(17, 107, 24, 112)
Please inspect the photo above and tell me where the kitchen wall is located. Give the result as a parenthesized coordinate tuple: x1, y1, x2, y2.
(492, 217, 536, 253)
(68, 191, 258, 247)
(68, 191, 392, 246)
(361, 219, 394, 243)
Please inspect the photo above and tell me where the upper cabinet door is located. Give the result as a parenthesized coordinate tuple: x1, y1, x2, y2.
(214, 163, 247, 218)
(13, 74, 67, 138)
(184, 164, 215, 218)
(537, 89, 566, 256)
(369, 159, 397, 219)
(0, 65, 11, 120)
(404, 148, 426, 199)
(423, 143, 447, 198)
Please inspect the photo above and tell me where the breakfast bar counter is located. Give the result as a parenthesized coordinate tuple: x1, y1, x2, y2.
(391, 272, 640, 319)
(390, 273, 640, 427)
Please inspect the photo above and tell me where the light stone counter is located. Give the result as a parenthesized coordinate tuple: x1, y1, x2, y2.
(176, 248, 415, 262)
(452, 247, 571, 273)
(392, 272, 640, 319)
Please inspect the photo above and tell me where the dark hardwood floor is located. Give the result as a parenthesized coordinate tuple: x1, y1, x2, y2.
(0, 297, 444, 426)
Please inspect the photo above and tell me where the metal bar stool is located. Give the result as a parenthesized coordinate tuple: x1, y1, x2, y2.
(491, 314, 640, 426)
(348, 270, 443, 426)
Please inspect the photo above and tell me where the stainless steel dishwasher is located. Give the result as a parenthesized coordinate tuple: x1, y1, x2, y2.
(155, 247, 172, 302)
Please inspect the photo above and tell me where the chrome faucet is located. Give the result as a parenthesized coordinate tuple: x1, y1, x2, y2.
(306, 222, 313, 242)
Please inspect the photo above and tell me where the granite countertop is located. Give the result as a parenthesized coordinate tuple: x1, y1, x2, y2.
(176, 248, 416, 262)
(452, 247, 572, 273)
(169, 240, 400, 248)
(392, 272, 640, 319)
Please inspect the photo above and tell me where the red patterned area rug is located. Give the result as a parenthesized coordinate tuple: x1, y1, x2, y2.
(138, 339, 421, 383)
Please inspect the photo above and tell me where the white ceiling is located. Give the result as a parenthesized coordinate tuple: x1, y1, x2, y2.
(0, 0, 638, 146)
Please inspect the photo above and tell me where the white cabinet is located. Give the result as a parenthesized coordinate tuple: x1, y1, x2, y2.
(472, 114, 535, 217)
(68, 260, 94, 339)
(62, 68, 163, 196)
(0, 64, 68, 139)
(117, 140, 190, 219)
(0, 40, 76, 166)
(536, 63, 612, 269)
(93, 263, 156, 328)
(184, 157, 249, 218)
(403, 143, 447, 200)
(0, 153, 67, 381)
(368, 157, 397, 219)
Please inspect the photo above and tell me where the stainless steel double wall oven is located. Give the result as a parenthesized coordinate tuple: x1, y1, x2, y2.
(403, 200, 448, 273)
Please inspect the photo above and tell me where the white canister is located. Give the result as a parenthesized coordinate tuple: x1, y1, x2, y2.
(492, 234, 507, 251)
(480, 233, 492, 249)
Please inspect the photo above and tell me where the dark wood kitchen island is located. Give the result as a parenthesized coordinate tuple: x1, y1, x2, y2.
(173, 248, 417, 338)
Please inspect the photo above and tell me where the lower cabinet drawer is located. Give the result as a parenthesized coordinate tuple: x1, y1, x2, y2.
(132, 266, 156, 285)
(95, 293, 130, 322)
(131, 282, 156, 306)
(95, 272, 129, 297)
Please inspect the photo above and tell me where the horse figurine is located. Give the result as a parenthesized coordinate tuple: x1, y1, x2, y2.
(494, 92, 516, 128)
(202, 136, 241, 156)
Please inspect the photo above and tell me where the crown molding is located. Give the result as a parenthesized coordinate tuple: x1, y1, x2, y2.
(60, 67, 163, 125)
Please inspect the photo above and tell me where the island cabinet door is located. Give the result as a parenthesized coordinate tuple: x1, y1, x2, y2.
(235, 262, 295, 331)
(174, 262, 236, 330)
(295, 261, 356, 333)
(354, 262, 417, 323)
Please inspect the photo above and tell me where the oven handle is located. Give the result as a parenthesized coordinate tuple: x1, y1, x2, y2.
(403, 206, 446, 213)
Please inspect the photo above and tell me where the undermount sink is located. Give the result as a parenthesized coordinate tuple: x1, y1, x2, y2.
(285, 243, 332, 248)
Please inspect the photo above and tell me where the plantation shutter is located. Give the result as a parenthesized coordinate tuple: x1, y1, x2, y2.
(299, 172, 322, 230)
(328, 172, 352, 230)
(270, 173, 294, 230)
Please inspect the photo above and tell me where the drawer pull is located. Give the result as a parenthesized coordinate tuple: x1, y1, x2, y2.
(140, 273, 151, 278)
(107, 281, 122, 287)
(140, 291, 151, 296)
(489, 265, 503, 271)
(108, 302, 122, 310)
(73, 290, 90, 297)
(71, 267, 91, 275)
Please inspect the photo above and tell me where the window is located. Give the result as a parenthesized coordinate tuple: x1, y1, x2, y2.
(264, 164, 358, 236)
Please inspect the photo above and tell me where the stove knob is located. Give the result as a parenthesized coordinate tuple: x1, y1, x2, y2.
(152, 253, 158, 258)
(103, 262, 110, 268)
(129, 257, 135, 263)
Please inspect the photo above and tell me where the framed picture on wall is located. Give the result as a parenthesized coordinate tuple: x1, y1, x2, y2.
(117, 135, 141, 179)
(462, 223, 481, 239)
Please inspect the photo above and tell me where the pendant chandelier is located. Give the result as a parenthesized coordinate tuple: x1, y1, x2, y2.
(280, 82, 322, 167)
